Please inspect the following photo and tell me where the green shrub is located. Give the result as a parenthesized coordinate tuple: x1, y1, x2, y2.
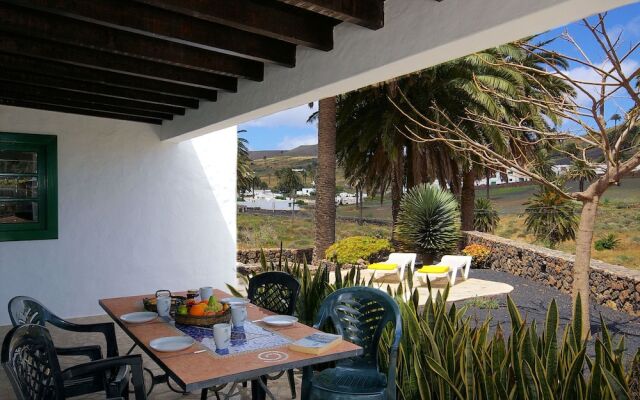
(595, 233, 620, 251)
(473, 197, 500, 233)
(395, 183, 460, 262)
(325, 236, 393, 264)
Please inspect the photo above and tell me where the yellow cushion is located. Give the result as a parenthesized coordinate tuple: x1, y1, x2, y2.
(368, 263, 398, 271)
(418, 265, 450, 274)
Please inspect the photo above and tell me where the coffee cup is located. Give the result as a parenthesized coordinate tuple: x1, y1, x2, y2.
(199, 287, 214, 302)
(156, 293, 171, 317)
(213, 323, 231, 355)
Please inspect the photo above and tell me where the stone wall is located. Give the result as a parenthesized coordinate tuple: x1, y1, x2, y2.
(237, 248, 314, 265)
(463, 231, 640, 316)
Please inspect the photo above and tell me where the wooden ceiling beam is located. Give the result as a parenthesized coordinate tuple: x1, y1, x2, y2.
(0, 88, 174, 121)
(0, 53, 217, 101)
(0, 69, 199, 109)
(275, 0, 384, 29)
(131, 0, 335, 51)
(0, 98, 163, 124)
(0, 33, 238, 92)
(0, 3, 263, 81)
(5, 0, 297, 66)
(0, 80, 185, 115)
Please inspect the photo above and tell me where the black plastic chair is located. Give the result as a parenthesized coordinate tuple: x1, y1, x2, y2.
(301, 287, 402, 400)
(1, 324, 147, 400)
(8, 296, 127, 398)
(250, 271, 301, 398)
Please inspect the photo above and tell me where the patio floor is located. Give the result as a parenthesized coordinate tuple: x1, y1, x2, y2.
(1, 269, 638, 399)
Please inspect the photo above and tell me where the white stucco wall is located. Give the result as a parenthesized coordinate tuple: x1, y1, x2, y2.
(0, 106, 237, 325)
(157, 0, 634, 141)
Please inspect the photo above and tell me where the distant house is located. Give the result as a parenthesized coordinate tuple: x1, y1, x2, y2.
(296, 188, 316, 196)
(335, 192, 367, 205)
(475, 170, 531, 186)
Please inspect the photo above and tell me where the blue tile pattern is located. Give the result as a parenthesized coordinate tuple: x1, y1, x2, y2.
(175, 321, 291, 357)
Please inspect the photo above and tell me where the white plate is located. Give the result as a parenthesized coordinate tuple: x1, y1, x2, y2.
(149, 336, 195, 352)
(220, 297, 249, 305)
(261, 315, 298, 327)
(119, 312, 157, 324)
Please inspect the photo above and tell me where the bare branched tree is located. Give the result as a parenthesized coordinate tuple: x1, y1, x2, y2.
(393, 13, 640, 338)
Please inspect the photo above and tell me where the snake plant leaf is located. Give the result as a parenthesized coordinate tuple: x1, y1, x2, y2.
(599, 314, 612, 352)
(561, 347, 586, 400)
(426, 356, 465, 399)
(464, 339, 474, 399)
(535, 355, 554, 400)
(601, 368, 630, 400)
(572, 293, 583, 346)
(544, 299, 558, 351)
(587, 361, 602, 400)
(523, 360, 540, 400)
(507, 295, 523, 333)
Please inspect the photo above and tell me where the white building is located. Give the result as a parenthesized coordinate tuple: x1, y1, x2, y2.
(475, 170, 532, 186)
(296, 187, 316, 196)
(0, 0, 627, 329)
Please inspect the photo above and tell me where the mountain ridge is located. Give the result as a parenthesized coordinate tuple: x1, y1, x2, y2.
(249, 144, 317, 160)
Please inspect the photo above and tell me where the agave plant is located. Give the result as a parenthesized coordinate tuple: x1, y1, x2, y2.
(524, 188, 578, 248)
(473, 197, 500, 233)
(395, 183, 461, 263)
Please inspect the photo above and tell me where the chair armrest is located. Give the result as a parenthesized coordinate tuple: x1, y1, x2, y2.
(62, 355, 146, 399)
(55, 345, 102, 361)
(49, 318, 119, 358)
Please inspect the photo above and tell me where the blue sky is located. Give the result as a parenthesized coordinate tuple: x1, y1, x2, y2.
(239, 3, 640, 151)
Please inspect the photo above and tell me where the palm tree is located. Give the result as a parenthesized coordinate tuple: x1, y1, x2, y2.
(524, 189, 578, 249)
(314, 98, 337, 261)
(237, 136, 253, 196)
(610, 113, 622, 128)
(565, 160, 597, 192)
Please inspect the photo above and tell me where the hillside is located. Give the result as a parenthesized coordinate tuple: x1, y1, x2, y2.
(249, 144, 317, 160)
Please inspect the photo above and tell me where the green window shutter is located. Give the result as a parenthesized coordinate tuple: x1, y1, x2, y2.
(0, 132, 57, 241)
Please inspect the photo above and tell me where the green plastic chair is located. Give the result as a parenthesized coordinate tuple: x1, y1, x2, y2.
(301, 287, 402, 400)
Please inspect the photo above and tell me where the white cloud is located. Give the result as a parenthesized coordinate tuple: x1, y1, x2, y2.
(276, 133, 317, 150)
(563, 58, 639, 110)
(241, 103, 318, 129)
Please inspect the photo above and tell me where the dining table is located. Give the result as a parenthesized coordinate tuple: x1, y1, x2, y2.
(99, 289, 363, 400)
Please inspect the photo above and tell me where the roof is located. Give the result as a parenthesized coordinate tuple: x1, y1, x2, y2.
(0, 0, 384, 124)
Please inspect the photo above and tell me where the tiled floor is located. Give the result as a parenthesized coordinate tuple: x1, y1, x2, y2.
(0, 315, 298, 400)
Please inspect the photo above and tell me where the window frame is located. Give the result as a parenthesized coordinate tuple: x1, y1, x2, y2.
(0, 132, 58, 242)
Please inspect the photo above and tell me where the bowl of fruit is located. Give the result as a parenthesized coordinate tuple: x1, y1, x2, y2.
(143, 290, 186, 313)
(174, 295, 231, 326)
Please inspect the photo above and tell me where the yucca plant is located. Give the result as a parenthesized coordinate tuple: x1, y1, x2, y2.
(524, 188, 578, 248)
(395, 183, 461, 264)
(474, 197, 500, 233)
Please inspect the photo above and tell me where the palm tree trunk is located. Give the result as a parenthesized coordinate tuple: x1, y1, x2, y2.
(314, 97, 337, 263)
(486, 170, 491, 199)
(359, 187, 364, 225)
(461, 169, 475, 231)
(574, 197, 598, 339)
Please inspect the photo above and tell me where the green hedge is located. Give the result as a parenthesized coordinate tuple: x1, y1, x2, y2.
(325, 236, 393, 264)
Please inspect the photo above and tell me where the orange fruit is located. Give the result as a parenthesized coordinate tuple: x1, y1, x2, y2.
(189, 304, 206, 316)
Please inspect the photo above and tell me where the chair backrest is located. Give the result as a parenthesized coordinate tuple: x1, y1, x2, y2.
(8, 296, 54, 327)
(247, 271, 301, 316)
(1, 324, 65, 400)
(315, 287, 402, 367)
(388, 253, 416, 268)
(439, 255, 472, 268)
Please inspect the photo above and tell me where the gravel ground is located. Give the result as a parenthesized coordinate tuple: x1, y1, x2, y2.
(459, 269, 640, 360)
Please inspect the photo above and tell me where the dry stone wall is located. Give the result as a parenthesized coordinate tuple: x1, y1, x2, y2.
(463, 231, 640, 316)
(237, 248, 313, 265)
